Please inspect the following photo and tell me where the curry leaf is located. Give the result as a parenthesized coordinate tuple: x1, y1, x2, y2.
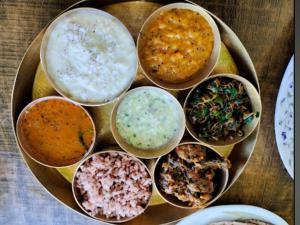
(225, 87, 237, 98)
(213, 96, 224, 107)
(244, 115, 254, 124)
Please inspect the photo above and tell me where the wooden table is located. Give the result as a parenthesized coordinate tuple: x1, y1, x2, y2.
(0, 0, 294, 224)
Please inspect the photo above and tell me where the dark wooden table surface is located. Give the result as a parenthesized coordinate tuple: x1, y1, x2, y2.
(0, 0, 294, 225)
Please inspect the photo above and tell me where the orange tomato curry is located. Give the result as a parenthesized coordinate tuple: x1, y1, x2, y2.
(18, 98, 94, 167)
(139, 8, 214, 83)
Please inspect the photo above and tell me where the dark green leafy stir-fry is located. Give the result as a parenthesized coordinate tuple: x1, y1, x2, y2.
(186, 77, 259, 141)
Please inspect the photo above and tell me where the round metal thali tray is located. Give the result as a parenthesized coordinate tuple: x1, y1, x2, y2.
(11, 0, 261, 224)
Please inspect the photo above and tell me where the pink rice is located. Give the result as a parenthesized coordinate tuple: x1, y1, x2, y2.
(74, 152, 152, 220)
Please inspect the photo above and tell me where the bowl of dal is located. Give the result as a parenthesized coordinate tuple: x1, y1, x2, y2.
(137, 3, 221, 90)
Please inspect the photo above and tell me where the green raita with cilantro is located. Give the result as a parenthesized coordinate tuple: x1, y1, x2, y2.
(186, 77, 259, 141)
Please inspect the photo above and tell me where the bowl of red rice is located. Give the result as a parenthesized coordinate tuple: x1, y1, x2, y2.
(72, 150, 153, 223)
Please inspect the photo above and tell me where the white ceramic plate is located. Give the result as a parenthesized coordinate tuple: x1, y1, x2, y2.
(176, 205, 288, 225)
(275, 55, 294, 179)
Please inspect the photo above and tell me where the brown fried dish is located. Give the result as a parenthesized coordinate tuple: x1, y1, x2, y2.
(159, 144, 230, 207)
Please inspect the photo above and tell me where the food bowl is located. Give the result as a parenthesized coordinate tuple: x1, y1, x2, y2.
(184, 73, 262, 147)
(111, 86, 185, 159)
(40, 7, 138, 106)
(137, 2, 221, 90)
(153, 142, 229, 209)
(72, 150, 153, 223)
(16, 96, 96, 168)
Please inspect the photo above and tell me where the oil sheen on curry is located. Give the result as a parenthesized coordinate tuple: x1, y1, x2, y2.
(139, 8, 214, 83)
(17, 98, 94, 167)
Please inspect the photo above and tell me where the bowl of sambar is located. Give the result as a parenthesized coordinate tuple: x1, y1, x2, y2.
(16, 96, 96, 168)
